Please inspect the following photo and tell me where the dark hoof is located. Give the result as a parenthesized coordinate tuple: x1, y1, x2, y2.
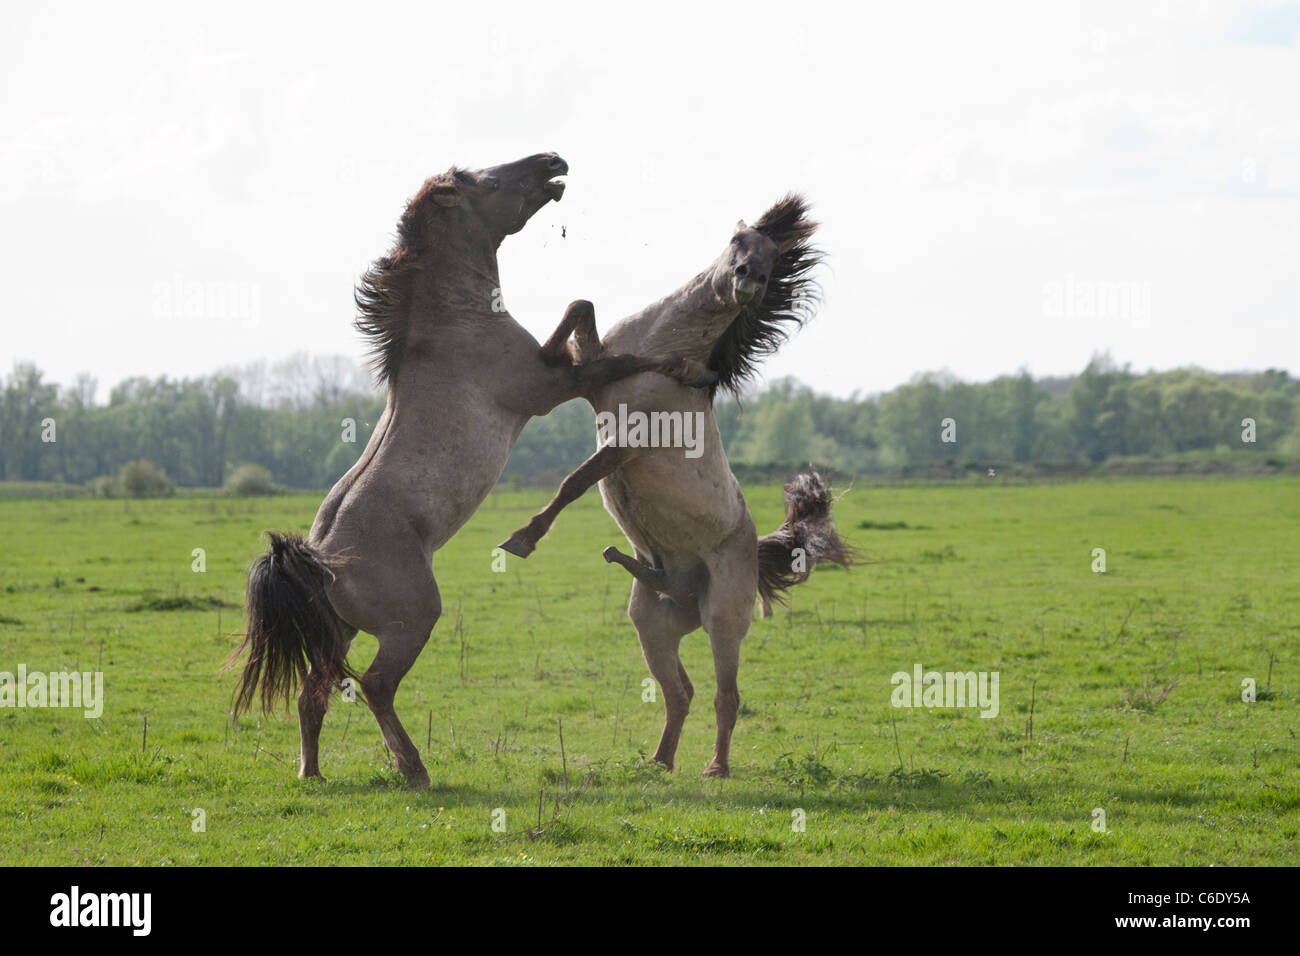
(499, 536, 534, 559)
(602, 546, 619, 563)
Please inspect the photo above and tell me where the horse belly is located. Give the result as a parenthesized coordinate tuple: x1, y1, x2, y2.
(322, 398, 523, 556)
(600, 451, 743, 562)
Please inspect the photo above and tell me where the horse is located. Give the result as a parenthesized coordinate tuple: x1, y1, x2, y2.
(499, 195, 854, 777)
(228, 153, 716, 788)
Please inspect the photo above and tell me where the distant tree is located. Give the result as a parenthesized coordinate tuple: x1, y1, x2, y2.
(1, 355, 1296, 489)
(224, 463, 277, 496)
(118, 459, 174, 498)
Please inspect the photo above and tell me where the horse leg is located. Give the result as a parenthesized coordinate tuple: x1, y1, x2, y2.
(572, 351, 716, 394)
(677, 658, 695, 711)
(538, 300, 594, 366)
(603, 546, 696, 608)
(297, 628, 355, 780)
(518, 343, 715, 417)
(499, 444, 629, 557)
(569, 304, 602, 362)
(702, 628, 743, 778)
(297, 673, 329, 780)
(362, 633, 435, 788)
(699, 530, 758, 778)
(628, 578, 701, 771)
(538, 300, 710, 390)
(359, 584, 441, 789)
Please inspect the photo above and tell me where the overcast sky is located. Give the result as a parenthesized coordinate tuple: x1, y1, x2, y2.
(2, 0, 1297, 400)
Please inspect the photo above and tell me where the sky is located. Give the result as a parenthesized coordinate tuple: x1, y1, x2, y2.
(1, 0, 1297, 401)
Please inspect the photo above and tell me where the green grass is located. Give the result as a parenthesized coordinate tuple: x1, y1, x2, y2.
(0, 478, 1296, 866)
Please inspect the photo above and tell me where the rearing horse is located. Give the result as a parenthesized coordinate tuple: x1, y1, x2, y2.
(501, 196, 853, 776)
(230, 154, 714, 788)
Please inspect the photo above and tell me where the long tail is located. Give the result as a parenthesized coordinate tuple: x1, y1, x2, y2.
(756, 468, 855, 617)
(228, 531, 357, 717)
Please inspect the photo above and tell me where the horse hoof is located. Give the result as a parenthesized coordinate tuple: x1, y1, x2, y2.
(498, 536, 534, 559)
(565, 299, 594, 319)
(702, 763, 729, 778)
(405, 771, 432, 790)
(601, 546, 619, 563)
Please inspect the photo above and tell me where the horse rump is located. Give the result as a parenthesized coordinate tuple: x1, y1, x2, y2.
(756, 468, 855, 616)
(228, 531, 358, 717)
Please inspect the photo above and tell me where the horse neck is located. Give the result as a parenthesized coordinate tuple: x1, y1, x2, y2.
(401, 242, 503, 359)
(603, 269, 738, 363)
(431, 235, 502, 308)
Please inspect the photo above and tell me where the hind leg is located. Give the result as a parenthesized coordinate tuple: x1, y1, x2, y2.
(297, 673, 329, 780)
(322, 539, 441, 788)
(702, 630, 743, 778)
(298, 629, 357, 780)
(677, 658, 694, 707)
(699, 529, 758, 778)
(604, 546, 695, 607)
(628, 578, 700, 770)
(363, 611, 438, 788)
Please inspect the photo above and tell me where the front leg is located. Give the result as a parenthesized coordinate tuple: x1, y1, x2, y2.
(499, 443, 630, 557)
(572, 351, 716, 395)
(524, 302, 717, 416)
(539, 299, 596, 367)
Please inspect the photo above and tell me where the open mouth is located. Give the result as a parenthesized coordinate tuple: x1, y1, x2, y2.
(544, 178, 566, 201)
(735, 277, 764, 303)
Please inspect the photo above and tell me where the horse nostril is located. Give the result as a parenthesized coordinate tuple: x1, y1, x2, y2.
(546, 155, 565, 169)
(735, 264, 749, 278)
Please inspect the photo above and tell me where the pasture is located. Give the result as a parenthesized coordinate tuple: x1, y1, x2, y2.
(0, 477, 1296, 865)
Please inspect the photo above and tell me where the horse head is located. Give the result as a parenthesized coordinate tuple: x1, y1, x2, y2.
(712, 195, 818, 307)
(704, 195, 823, 395)
(414, 152, 568, 246)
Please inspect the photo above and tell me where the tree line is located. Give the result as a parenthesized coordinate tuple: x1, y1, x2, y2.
(1, 354, 1296, 491)
(0, 356, 383, 491)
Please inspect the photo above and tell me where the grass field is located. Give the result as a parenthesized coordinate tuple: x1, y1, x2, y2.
(0, 477, 1296, 866)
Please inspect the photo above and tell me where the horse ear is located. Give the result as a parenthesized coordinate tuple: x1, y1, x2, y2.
(430, 184, 462, 208)
(734, 220, 748, 234)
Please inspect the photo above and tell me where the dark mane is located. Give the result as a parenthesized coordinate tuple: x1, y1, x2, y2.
(354, 168, 474, 386)
(707, 194, 823, 398)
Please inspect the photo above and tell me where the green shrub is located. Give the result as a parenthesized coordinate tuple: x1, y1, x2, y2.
(87, 475, 117, 498)
(117, 460, 174, 498)
(224, 463, 278, 497)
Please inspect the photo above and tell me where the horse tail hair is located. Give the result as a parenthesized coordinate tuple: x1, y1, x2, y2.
(756, 467, 856, 617)
(227, 531, 358, 717)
